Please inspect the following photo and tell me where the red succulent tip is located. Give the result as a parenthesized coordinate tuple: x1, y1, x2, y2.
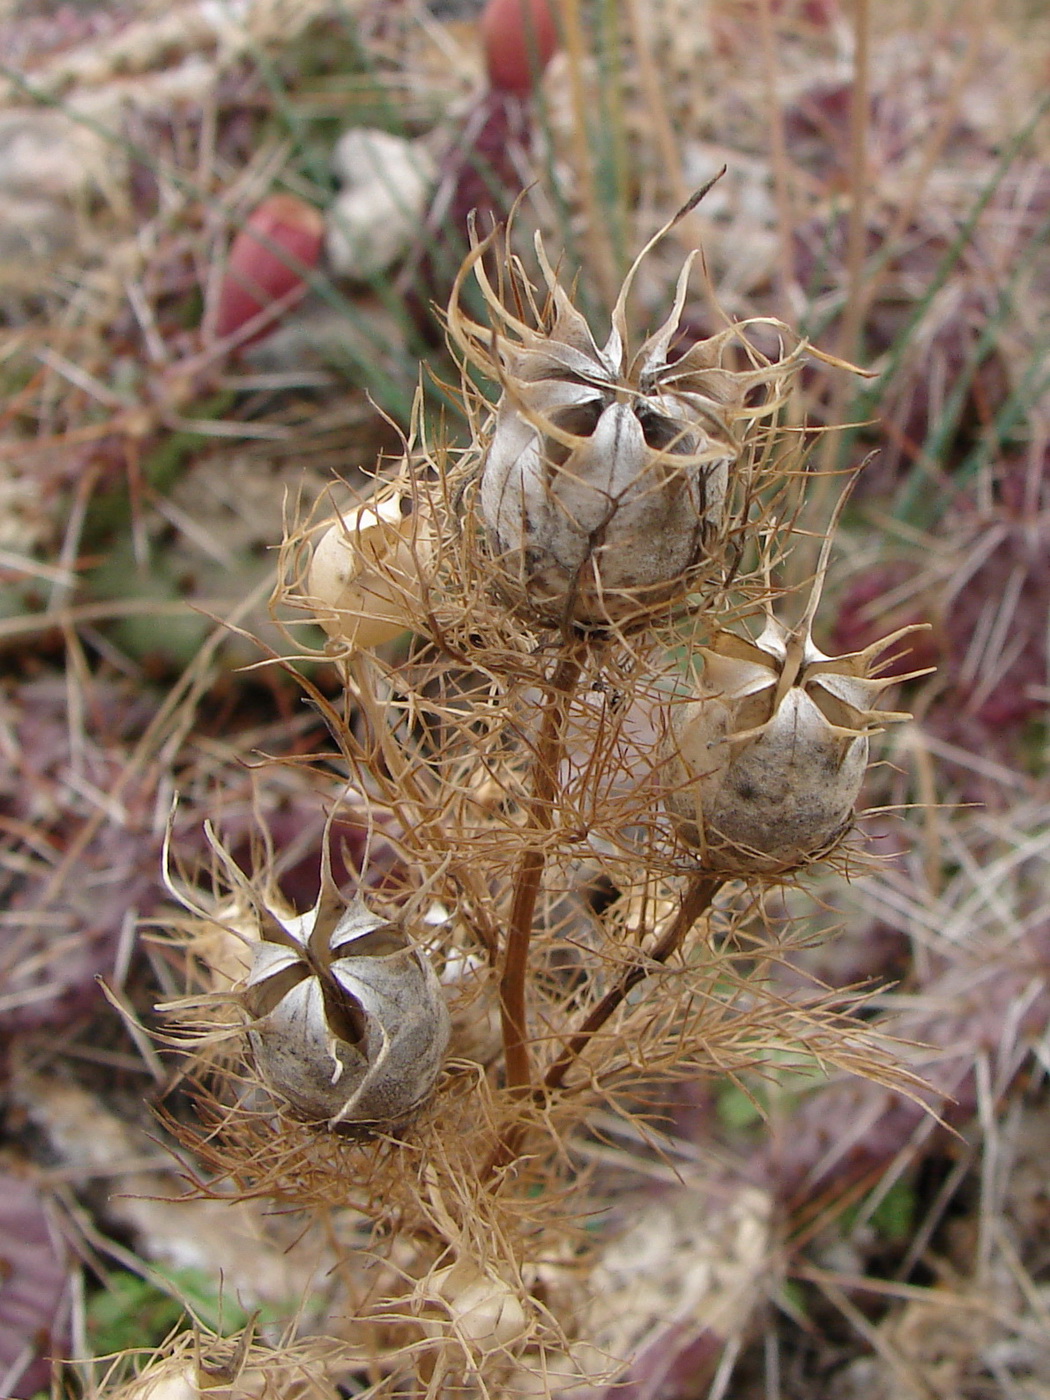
(481, 0, 559, 95)
(213, 192, 325, 344)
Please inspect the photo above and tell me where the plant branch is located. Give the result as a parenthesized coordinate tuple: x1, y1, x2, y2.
(499, 652, 583, 1096)
(543, 872, 724, 1092)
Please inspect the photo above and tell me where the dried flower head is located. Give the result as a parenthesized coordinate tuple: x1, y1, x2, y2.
(243, 882, 450, 1130)
(664, 493, 924, 875)
(448, 183, 813, 626)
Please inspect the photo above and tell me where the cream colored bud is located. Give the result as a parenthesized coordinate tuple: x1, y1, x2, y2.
(306, 497, 426, 649)
(243, 892, 450, 1129)
(421, 1261, 530, 1354)
(122, 1358, 338, 1400)
(129, 1363, 198, 1400)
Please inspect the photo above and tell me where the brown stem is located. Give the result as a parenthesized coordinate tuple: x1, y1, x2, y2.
(498, 653, 583, 1096)
(544, 873, 724, 1092)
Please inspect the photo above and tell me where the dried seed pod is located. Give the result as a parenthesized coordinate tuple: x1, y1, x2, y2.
(306, 496, 428, 649)
(242, 886, 450, 1130)
(449, 186, 808, 625)
(664, 506, 925, 875)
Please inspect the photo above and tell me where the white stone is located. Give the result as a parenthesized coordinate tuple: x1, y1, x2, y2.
(0, 110, 110, 201)
(326, 129, 434, 280)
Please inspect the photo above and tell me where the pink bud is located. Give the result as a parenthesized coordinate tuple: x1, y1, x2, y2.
(481, 0, 559, 95)
(214, 193, 324, 342)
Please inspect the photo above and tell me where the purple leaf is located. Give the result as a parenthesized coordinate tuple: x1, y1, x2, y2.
(0, 1167, 70, 1398)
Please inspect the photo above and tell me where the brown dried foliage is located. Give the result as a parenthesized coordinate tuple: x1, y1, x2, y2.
(147, 224, 935, 1396)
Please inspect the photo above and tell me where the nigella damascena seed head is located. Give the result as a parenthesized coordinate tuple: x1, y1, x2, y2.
(448, 183, 809, 626)
(242, 886, 450, 1130)
(663, 507, 927, 875)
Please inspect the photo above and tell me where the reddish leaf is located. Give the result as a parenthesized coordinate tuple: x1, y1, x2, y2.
(0, 1168, 70, 1398)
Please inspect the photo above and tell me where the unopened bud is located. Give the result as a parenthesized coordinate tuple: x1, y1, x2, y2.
(306, 496, 429, 650)
(420, 1260, 530, 1353)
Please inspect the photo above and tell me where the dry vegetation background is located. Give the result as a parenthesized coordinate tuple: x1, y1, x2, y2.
(1, 0, 1049, 1396)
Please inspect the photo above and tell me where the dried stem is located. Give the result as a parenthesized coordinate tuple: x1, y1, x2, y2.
(840, 0, 872, 373)
(561, 0, 618, 309)
(544, 872, 724, 1092)
(757, 0, 798, 320)
(805, 0, 872, 565)
(499, 651, 584, 1095)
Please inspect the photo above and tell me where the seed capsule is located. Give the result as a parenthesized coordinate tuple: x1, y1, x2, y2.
(449, 187, 807, 625)
(664, 505, 924, 875)
(243, 889, 450, 1130)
